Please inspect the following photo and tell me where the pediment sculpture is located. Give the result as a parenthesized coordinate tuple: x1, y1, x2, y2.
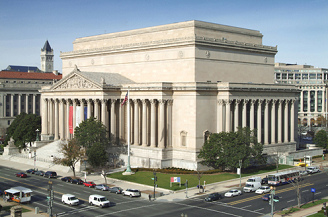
(54, 74, 99, 90)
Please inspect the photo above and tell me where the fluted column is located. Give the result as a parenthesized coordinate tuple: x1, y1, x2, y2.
(41, 98, 48, 136)
(291, 99, 296, 142)
(158, 99, 165, 148)
(119, 100, 124, 140)
(277, 100, 282, 143)
(66, 99, 70, 139)
(25, 94, 29, 113)
(54, 99, 59, 140)
(167, 99, 173, 148)
(271, 100, 277, 144)
(3, 94, 7, 117)
(10, 94, 14, 117)
(59, 99, 64, 139)
(94, 99, 99, 120)
(250, 99, 255, 131)
(264, 100, 269, 144)
(110, 99, 116, 141)
(18, 94, 22, 114)
(101, 99, 108, 131)
(87, 99, 91, 119)
(217, 100, 224, 132)
(284, 100, 289, 143)
(73, 99, 77, 135)
(133, 99, 139, 145)
(242, 99, 248, 128)
(234, 100, 240, 131)
(141, 100, 148, 146)
(49, 99, 53, 135)
(257, 100, 262, 144)
(225, 99, 232, 132)
(80, 99, 85, 124)
(32, 94, 36, 114)
(150, 99, 156, 147)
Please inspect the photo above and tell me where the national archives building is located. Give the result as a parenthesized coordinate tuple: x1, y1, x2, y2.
(40, 21, 299, 170)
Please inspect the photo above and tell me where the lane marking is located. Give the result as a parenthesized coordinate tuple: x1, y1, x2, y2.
(287, 199, 295, 203)
(254, 208, 264, 212)
(315, 192, 321, 195)
(241, 205, 252, 209)
(33, 202, 48, 207)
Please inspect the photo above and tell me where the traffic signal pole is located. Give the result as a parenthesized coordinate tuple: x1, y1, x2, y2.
(48, 181, 54, 217)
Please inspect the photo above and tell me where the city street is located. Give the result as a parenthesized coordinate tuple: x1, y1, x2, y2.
(0, 165, 327, 217)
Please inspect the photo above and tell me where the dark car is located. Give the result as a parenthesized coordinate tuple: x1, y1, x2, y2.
(261, 177, 268, 184)
(108, 187, 123, 194)
(35, 170, 45, 176)
(16, 172, 27, 178)
(61, 177, 72, 182)
(26, 169, 36, 174)
(262, 194, 279, 201)
(204, 193, 223, 202)
(44, 171, 57, 179)
(71, 178, 84, 185)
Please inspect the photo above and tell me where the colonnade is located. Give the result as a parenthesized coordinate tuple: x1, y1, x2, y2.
(2, 93, 40, 117)
(41, 97, 173, 148)
(217, 98, 296, 144)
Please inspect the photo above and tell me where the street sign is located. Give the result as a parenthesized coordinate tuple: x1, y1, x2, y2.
(311, 188, 316, 193)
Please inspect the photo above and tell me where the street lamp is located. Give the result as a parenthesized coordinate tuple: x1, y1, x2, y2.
(153, 171, 157, 200)
(36, 129, 40, 141)
(270, 186, 276, 217)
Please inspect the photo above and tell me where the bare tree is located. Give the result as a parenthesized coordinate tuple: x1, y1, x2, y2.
(290, 177, 303, 208)
(194, 170, 204, 193)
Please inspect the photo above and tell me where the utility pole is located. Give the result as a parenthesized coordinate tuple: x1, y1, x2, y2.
(47, 181, 54, 217)
(153, 171, 157, 200)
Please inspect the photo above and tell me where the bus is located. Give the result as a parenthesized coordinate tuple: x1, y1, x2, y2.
(267, 170, 300, 186)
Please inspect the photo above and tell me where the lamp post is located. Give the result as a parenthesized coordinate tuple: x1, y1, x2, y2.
(153, 171, 157, 200)
(36, 129, 40, 141)
(270, 186, 276, 217)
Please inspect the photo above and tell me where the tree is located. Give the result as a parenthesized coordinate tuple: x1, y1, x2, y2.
(198, 127, 264, 170)
(74, 117, 110, 168)
(53, 138, 85, 177)
(313, 129, 328, 149)
(4, 113, 41, 149)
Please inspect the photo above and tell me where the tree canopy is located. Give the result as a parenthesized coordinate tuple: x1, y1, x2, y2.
(313, 129, 328, 149)
(198, 127, 264, 170)
(74, 117, 110, 168)
(53, 138, 85, 177)
(4, 113, 41, 149)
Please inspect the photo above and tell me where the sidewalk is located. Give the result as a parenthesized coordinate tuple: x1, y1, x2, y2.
(0, 156, 327, 216)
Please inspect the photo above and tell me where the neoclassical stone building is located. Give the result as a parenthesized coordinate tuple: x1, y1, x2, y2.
(40, 21, 299, 169)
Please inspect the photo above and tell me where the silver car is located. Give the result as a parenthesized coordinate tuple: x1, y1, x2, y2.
(95, 184, 109, 191)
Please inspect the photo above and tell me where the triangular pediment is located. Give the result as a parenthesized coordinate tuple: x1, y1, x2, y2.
(51, 72, 101, 91)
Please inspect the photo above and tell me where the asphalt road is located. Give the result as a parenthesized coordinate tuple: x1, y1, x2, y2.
(0, 166, 327, 217)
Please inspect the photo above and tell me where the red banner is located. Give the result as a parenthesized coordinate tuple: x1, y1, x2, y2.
(69, 106, 73, 134)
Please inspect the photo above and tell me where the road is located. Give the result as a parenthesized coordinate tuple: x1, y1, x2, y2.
(0, 166, 327, 217)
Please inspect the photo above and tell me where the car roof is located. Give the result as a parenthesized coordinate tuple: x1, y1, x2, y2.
(63, 194, 75, 197)
(89, 194, 105, 198)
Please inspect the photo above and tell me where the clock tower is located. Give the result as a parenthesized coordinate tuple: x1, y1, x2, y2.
(40, 40, 54, 73)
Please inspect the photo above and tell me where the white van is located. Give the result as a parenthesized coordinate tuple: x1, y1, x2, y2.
(243, 182, 261, 192)
(62, 194, 79, 206)
(246, 177, 262, 183)
(89, 195, 110, 208)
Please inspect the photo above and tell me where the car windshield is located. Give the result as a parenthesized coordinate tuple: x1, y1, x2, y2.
(99, 197, 108, 201)
(229, 190, 234, 193)
(69, 197, 77, 200)
(245, 184, 253, 187)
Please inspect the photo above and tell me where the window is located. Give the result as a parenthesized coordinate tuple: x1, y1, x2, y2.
(275, 73, 281, 79)
(282, 73, 287, 79)
(288, 73, 293, 79)
(309, 74, 316, 79)
(180, 131, 187, 146)
(302, 74, 308, 79)
(295, 74, 301, 79)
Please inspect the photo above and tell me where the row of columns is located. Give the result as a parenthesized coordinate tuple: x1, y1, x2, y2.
(3, 93, 39, 117)
(217, 98, 296, 144)
(41, 98, 173, 149)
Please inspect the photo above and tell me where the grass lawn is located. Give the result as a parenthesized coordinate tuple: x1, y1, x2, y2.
(108, 164, 294, 191)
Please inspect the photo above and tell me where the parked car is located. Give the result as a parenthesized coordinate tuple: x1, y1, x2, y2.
(84, 181, 96, 188)
(61, 177, 73, 182)
(89, 194, 110, 208)
(71, 179, 84, 185)
(262, 194, 279, 201)
(62, 194, 79, 206)
(299, 170, 308, 176)
(204, 193, 223, 202)
(95, 184, 109, 191)
(108, 187, 123, 194)
(26, 169, 36, 174)
(15, 172, 27, 178)
(35, 170, 45, 176)
(44, 171, 57, 179)
(255, 186, 271, 194)
(224, 189, 242, 197)
(122, 189, 141, 197)
(306, 166, 320, 174)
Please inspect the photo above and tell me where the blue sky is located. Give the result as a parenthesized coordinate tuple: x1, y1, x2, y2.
(0, 0, 327, 72)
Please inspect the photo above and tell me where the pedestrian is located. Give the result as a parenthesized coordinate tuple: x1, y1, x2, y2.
(148, 194, 151, 202)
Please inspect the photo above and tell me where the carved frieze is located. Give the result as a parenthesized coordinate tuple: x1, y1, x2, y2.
(54, 75, 99, 90)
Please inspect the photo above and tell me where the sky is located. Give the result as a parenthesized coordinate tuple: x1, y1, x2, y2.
(0, 0, 327, 72)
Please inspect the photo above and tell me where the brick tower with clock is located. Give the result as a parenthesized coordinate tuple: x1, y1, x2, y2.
(40, 40, 54, 73)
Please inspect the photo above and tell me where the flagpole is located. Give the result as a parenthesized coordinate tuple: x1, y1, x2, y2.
(125, 87, 132, 173)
